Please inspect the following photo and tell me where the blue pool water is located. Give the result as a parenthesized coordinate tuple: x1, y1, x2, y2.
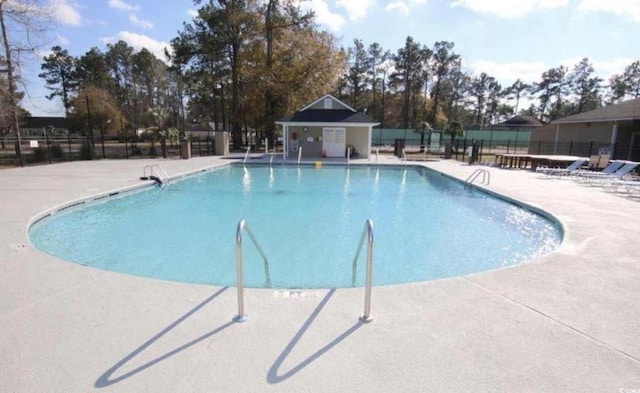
(30, 165, 561, 288)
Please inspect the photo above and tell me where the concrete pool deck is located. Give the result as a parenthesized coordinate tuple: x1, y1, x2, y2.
(1, 157, 639, 392)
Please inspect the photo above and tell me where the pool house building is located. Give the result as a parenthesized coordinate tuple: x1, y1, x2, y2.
(276, 94, 379, 159)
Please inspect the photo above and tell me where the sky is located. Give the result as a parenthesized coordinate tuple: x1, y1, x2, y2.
(20, 0, 640, 116)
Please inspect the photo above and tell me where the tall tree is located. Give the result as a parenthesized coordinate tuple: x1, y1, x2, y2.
(366, 42, 390, 123)
(505, 79, 530, 115)
(346, 38, 369, 110)
(76, 47, 112, 90)
(533, 66, 567, 122)
(568, 57, 602, 114)
(262, 0, 312, 146)
(393, 36, 423, 129)
(39, 45, 77, 117)
(623, 61, 640, 99)
(429, 41, 459, 127)
(0, 0, 50, 165)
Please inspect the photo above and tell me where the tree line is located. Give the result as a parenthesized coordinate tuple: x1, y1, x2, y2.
(6, 0, 640, 153)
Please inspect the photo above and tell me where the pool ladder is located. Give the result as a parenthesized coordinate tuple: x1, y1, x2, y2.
(233, 219, 375, 323)
(464, 168, 490, 189)
(142, 164, 169, 185)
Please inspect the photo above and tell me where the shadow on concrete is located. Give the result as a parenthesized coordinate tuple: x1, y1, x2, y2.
(95, 287, 231, 388)
(267, 288, 364, 384)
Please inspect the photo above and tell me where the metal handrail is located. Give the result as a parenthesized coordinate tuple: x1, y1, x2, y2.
(234, 219, 271, 323)
(143, 164, 169, 184)
(351, 219, 375, 323)
(243, 146, 251, 164)
(347, 146, 352, 165)
(297, 146, 303, 164)
(464, 168, 491, 189)
(401, 148, 407, 165)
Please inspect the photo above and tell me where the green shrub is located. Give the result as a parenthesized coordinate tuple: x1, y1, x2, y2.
(32, 147, 47, 161)
(130, 143, 142, 155)
(50, 144, 64, 159)
(79, 141, 95, 160)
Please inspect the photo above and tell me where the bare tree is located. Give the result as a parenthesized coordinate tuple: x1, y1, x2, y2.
(0, 0, 51, 165)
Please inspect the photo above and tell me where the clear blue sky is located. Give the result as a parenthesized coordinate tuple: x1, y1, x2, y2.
(22, 0, 640, 116)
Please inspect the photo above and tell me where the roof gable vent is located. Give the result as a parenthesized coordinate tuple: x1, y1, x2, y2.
(324, 97, 332, 109)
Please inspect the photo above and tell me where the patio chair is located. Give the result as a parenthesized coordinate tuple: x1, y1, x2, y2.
(596, 154, 611, 170)
(536, 158, 588, 177)
(577, 161, 639, 184)
(586, 155, 600, 170)
(572, 160, 625, 179)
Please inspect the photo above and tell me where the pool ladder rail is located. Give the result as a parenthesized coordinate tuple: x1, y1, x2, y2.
(464, 168, 490, 189)
(233, 218, 375, 323)
(141, 164, 169, 185)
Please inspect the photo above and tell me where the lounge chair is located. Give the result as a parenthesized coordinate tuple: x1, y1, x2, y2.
(576, 161, 639, 184)
(536, 158, 588, 177)
(573, 160, 625, 180)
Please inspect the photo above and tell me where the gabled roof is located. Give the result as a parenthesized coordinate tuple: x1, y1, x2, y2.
(277, 94, 379, 125)
(498, 115, 543, 127)
(299, 94, 356, 112)
(280, 109, 377, 124)
(552, 98, 640, 124)
(22, 117, 68, 129)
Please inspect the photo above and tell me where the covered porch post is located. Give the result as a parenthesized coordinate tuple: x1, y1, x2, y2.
(610, 121, 618, 157)
(553, 123, 560, 155)
(283, 124, 288, 160)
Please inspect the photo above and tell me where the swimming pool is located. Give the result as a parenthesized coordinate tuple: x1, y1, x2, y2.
(29, 164, 561, 288)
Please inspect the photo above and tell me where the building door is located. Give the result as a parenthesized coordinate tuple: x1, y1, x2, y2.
(630, 132, 640, 162)
(323, 128, 346, 157)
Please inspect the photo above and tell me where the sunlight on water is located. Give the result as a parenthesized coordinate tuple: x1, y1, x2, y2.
(30, 165, 562, 288)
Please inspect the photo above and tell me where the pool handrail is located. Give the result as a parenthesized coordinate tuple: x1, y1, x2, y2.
(243, 146, 251, 164)
(142, 164, 169, 185)
(234, 219, 271, 323)
(297, 146, 303, 164)
(351, 219, 374, 323)
(464, 168, 490, 189)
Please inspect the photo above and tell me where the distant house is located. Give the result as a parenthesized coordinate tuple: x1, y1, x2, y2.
(276, 94, 379, 159)
(529, 98, 640, 161)
(185, 123, 216, 140)
(491, 115, 543, 130)
(20, 117, 69, 137)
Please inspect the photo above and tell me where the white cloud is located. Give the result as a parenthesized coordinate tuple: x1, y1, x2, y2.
(451, 0, 568, 18)
(579, 0, 640, 24)
(385, 1, 409, 14)
(100, 31, 170, 61)
(336, 0, 375, 21)
(108, 0, 139, 12)
(470, 57, 633, 87)
(51, 0, 81, 26)
(187, 9, 198, 18)
(385, 0, 427, 15)
(470, 59, 549, 84)
(302, 0, 346, 31)
(129, 13, 153, 29)
(56, 33, 70, 45)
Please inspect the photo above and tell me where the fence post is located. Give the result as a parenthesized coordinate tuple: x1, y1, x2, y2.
(589, 141, 593, 156)
(506, 140, 510, 154)
(67, 133, 73, 161)
(479, 139, 484, 163)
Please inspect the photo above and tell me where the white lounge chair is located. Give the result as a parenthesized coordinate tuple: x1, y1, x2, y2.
(577, 162, 639, 184)
(536, 158, 588, 177)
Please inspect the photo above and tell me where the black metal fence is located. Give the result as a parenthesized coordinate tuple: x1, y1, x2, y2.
(0, 135, 216, 166)
(3, 133, 639, 166)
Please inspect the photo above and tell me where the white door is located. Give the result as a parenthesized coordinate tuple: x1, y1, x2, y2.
(323, 128, 346, 157)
